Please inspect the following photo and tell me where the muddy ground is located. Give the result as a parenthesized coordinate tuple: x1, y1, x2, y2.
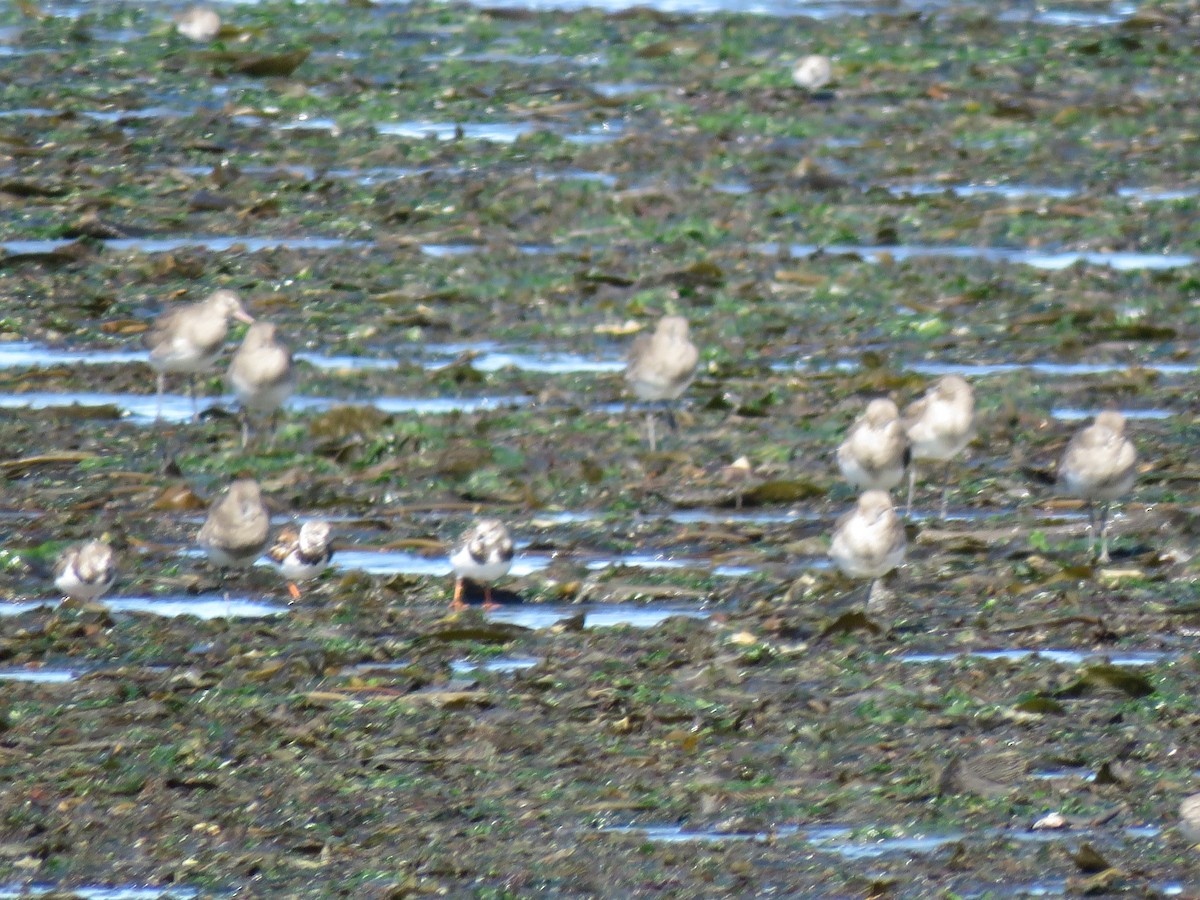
(1, 0, 1199, 896)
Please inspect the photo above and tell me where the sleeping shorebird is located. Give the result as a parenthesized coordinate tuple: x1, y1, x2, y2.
(1058, 411, 1137, 563)
(837, 398, 910, 493)
(449, 519, 514, 611)
(903, 375, 975, 518)
(830, 490, 906, 606)
(145, 289, 254, 422)
(227, 321, 295, 449)
(54, 539, 117, 603)
(792, 54, 833, 92)
(624, 315, 699, 452)
(268, 521, 333, 600)
(176, 6, 221, 42)
(197, 479, 270, 570)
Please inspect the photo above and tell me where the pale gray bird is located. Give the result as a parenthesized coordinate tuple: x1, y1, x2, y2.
(837, 398, 911, 493)
(145, 289, 253, 421)
(1058, 411, 1136, 563)
(227, 321, 295, 448)
(624, 315, 699, 452)
(197, 479, 271, 569)
(903, 375, 975, 518)
(830, 490, 906, 605)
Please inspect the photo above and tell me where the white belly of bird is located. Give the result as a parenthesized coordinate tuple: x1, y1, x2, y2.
(837, 445, 905, 491)
(279, 552, 327, 582)
(232, 375, 293, 412)
(909, 409, 970, 461)
(203, 544, 261, 568)
(450, 546, 511, 583)
(150, 341, 219, 375)
(55, 568, 114, 602)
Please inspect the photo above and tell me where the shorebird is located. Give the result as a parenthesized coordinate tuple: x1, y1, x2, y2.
(829, 490, 906, 605)
(903, 375, 975, 518)
(197, 479, 270, 570)
(268, 521, 333, 600)
(792, 54, 833, 92)
(54, 539, 117, 602)
(1058, 411, 1136, 563)
(227, 321, 295, 448)
(176, 6, 221, 42)
(837, 398, 910, 493)
(449, 519, 514, 611)
(624, 315, 699, 452)
(145, 289, 254, 422)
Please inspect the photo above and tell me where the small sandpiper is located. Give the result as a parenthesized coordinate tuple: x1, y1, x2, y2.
(449, 519, 514, 611)
(268, 521, 333, 600)
(145, 289, 254, 421)
(837, 398, 911, 493)
(624, 315, 699, 452)
(830, 490, 906, 605)
(176, 6, 221, 42)
(227, 321, 295, 448)
(902, 375, 975, 518)
(1058, 411, 1136, 563)
(792, 54, 833, 92)
(54, 539, 117, 603)
(197, 478, 271, 570)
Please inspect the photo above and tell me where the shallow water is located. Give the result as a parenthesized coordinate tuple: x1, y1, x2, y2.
(1051, 407, 1174, 422)
(898, 648, 1172, 666)
(488, 604, 711, 629)
(0, 667, 78, 683)
(104, 596, 287, 620)
(0, 391, 530, 422)
(760, 242, 1197, 271)
(0, 887, 200, 900)
(334, 548, 758, 578)
(450, 656, 542, 673)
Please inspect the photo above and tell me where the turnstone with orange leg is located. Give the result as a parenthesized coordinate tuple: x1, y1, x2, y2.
(269, 521, 333, 600)
(450, 519, 513, 611)
(54, 539, 117, 603)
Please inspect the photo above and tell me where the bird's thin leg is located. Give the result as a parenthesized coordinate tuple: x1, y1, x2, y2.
(1085, 502, 1097, 558)
(188, 376, 198, 422)
(646, 411, 657, 452)
(906, 466, 918, 517)
(287, 582, 301, 601)
(664, 401, 678, 432)
(155, 372, 165, 422)
(939, 461, 952, 520)
(240, 412, 251, 450)
(450, 578, 466, 611)
(1097, 501, 1112, 564)
(483, 585, 500, 612)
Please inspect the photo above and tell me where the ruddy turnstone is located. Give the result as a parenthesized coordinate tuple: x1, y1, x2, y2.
(830, 490, 906, 605)
(837, 398, 910, 493)
(792, 54, 833, 92)
(624, 314, 699, 452)
(227, 321, 295, 448)
(197, 478, 270, 569)
(902, 375, 975, 518)
(145, 289, 254, 421)
(176, 6, 221, 42)
(54, 539, 117, 602)
(268, 521, 333, 600)
(1058, 410, 1137, 563)
(449, 519, 514, 611)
